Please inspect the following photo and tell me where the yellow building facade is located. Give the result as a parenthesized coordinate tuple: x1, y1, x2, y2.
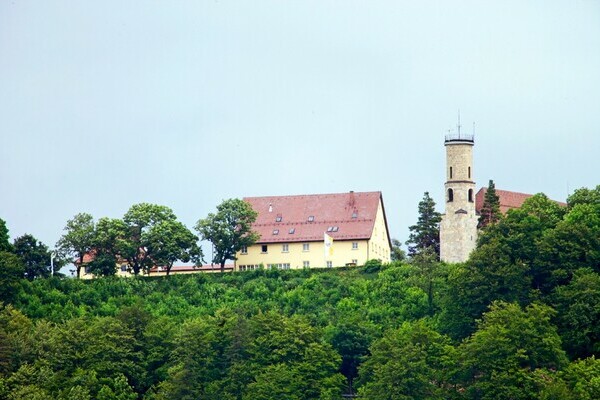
(236, 191, 392, 270)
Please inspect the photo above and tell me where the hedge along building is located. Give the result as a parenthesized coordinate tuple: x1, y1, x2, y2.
(235, 191, 392, 270)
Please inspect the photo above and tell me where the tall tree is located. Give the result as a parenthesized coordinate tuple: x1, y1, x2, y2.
(145, 220, 203, 276)
(456, 302, 567, 400)
(56, 213, 95, 278)
(0, 218, 13, 253)
(195, 199, 260, 273)
(358, 320, 454, 400)
(121, 203, 178, 275)
(13, 234, 53, 280)
(478, 179, 501, 229)
(89, 217, 129, 276)
(405, 192, 442, 258)
(0, 252, 24, 303)
(390, 238, 406, 262)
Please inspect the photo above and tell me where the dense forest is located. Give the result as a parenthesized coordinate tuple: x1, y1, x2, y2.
(0, 186, 599, 399)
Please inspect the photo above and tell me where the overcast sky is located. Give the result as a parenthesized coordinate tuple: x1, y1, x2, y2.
(1, 1, 599, 260)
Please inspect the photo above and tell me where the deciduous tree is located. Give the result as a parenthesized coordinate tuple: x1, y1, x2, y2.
(56, 213, 95, 278)
(13, 234, 53, 280)
(121, 204, 178, 275)
(195, 199, 259, 273)
(145, 220, 203, 276)
(390, 238, 406, 262)
(0, 218, 12, 253)
(0, 252, 25, 304)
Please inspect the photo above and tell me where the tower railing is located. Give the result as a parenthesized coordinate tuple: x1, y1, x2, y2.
(445, 133, 474, 143)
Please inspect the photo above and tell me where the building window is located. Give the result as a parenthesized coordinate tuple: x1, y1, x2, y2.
(326, 261, 333, 268)
(282, 244, 289, 252)
(352, 242, 358, 250)
(352, 211, 358, 218)
(303, 243, 310, 251)
(276, 215, 282, 222)
(303, 261, 310, 268)
(332, 226, 339, 232)
(352, 259, 358, 264)
(261, 245, 268, 253)
(468, 166, 471, 179)
(241, 245, 248, 254)
(289, 228, 295, 234)
(448, 188, 454, 202)
(468, 188, 474, 202)
(120, 265, 127, 272)
(327, 226, 333, 232)
(308, 215, 314, 222)
(272, 229, 279, 235)
(450, 166, 453, 179)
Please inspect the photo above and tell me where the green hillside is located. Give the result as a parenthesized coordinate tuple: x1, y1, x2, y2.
(1, 187, 599, 399)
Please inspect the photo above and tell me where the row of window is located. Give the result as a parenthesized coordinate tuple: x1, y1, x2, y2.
(449, 166, 471, 179)
(239, 259, 359, 271)
(447, 188, 474, 203)
(272, 228, 296, 235)
(272, 213, 359, 223)
(241, 242, 360, 254)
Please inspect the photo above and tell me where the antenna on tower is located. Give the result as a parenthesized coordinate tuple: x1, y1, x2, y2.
(457, 109, 461, 137)
(472, 121, 475, 136)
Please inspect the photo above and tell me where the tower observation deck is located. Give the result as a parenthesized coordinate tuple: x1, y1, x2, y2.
(444, 133, 474, 143)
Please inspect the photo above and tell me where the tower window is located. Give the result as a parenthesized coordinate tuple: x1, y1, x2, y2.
(468, 166, 471, 179)
(468, 189, 473, 202)
(450, 167, 453, 179)
(448, 188, 454, 202)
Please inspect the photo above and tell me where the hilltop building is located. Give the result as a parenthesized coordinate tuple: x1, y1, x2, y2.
(439, 133, 478, 263)
(235, 191, 392, 270)
(439, 133, 566, 263)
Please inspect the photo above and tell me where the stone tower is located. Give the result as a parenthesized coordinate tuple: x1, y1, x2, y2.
(439, 132, 478, 263)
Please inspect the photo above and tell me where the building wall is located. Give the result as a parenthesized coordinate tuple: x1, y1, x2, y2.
(367, 200, 392, 263)
(236, 239, 370, 270)
(236, 198, 391, 269)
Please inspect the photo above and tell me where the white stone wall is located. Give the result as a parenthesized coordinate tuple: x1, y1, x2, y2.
(440, 141, 478, 263)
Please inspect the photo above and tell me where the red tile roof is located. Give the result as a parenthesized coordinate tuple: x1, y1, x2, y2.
(475, 187, 566, 214)
(244, 191, 386, 244)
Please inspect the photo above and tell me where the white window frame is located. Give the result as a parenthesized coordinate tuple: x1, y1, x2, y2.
(352, 242, 358, 250)
(282, 244, 289, 253)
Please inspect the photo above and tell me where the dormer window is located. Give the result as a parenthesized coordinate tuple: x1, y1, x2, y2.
(275, 215, 282, 222)
(289, 228, 295, 234)
(272, 229, 279, 235)
(332, 226, 339, 232)
(308, 216, 314, 222)
(352, 211, 358, 219)
(327, 226, 333, 232)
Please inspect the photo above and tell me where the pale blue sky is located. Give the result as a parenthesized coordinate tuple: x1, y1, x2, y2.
(1, 1, 599, 259)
